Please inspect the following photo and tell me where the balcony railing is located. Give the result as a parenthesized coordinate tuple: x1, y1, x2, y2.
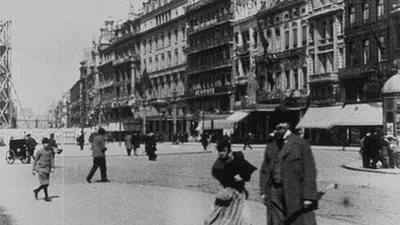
(266, 47, 306, 60)
(112, 54, 141, 66)
(187, 0, 219, 13)
(187, 14, 232, 34)
(338, 61, 391, 80)
(186, 37, 233, 54)
(309, 72, 339, 83)
(187, 59, 232, 75)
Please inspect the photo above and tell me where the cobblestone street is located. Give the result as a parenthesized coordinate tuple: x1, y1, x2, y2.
(1, 143, 400, 224)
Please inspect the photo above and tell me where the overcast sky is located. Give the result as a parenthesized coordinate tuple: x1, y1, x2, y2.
(0, 0, 144, 115)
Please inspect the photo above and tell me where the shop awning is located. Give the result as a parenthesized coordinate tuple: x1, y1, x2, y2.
(196, 119, 234, 130)
(296, 106, 343, 129)
(225, 111, 249, 122)
(335, 102, 382, 126)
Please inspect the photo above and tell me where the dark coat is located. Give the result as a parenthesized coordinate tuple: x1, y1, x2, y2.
(26, 137, 37, 150)
(364, 134, 381, 156)
(260, 134, 318, 225)
(132, 134, 141, 149)
(212, 151, 257, 192)
(145, 135, 156, 153)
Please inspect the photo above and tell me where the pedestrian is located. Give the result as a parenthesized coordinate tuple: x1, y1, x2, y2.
(86, 127, 110, 183)
(49, 133, 62, 156)
(26, 134, 37, 164)
(201, 132, 208, 151)
(32, 138, 55, 202)
(243, 132, 253, 150)
(259, 122, 318, 225)
(204, 140, 257, 224)
(132, 132, 140, 156)
(364, 128, 381, 169)
(78, 132, 84, 150)
(124, 133, 133, 156)
(380, 135, 397, 169)
(145, 132, 157, 161)
(360, 134, 370, 168)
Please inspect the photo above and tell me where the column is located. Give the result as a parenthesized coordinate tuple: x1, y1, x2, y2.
(333, 15, 338, 72)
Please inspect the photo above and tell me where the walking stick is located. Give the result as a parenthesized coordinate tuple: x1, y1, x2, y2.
(284, 183, 339, 225)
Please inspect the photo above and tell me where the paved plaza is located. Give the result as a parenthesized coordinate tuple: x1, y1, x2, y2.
(0, 142, 399, 224)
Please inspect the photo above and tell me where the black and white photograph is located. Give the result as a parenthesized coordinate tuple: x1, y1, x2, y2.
(1, 0, 400, 224)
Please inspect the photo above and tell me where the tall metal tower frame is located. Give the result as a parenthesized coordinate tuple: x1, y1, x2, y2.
(0, 20, 13, 127)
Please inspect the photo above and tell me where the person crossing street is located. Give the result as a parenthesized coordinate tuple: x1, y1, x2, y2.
(86, 127, 110, 183)
(32, 138, 55, 202)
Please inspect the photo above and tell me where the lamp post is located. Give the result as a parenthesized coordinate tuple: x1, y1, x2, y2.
(172, 89, 177, 142)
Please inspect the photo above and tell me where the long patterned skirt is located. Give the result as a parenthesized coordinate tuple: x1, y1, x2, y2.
(204, 190, 252, 225)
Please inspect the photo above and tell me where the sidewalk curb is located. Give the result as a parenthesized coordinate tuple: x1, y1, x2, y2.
(342, 164, 400, 175)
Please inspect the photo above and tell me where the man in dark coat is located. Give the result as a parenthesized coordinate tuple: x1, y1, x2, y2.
(364, 128, 381, 169)
(259, 123, 318, 225)
(200, 132, 209, 151)
(26, 134, 37, 163)
(78, 132, 85, 150)
(145, 132, 157, 161)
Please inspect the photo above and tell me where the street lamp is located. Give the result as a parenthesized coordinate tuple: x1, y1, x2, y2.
(172, 89, 177, 143)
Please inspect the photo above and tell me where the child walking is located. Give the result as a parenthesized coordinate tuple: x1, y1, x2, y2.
(32, 138, 55, 202)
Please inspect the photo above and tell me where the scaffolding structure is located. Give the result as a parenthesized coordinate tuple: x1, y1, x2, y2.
(0, 20, 14, 128)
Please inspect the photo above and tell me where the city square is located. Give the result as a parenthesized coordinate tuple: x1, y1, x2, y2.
(2, 0, 400, 224)
(1, 142, 400, 224)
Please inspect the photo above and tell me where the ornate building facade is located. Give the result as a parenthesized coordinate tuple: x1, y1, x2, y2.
(296, 0, 345, 145)
(336, 0, 394, 143)
(185, 0, 235, 135)
(139, 0, 188, 141)
(256, 0, 310, 131)
(231, 0, 265, 141)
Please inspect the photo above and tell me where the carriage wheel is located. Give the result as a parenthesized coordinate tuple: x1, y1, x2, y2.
(5, 150, 15, 164)
(20, 149, 30, 164)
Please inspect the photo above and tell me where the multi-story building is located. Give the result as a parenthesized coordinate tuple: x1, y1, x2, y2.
(335, 0, 393, 144)
(94, 13, 142, 134)
(69, 79, 82, 127)
(231, 0, 265, 141)
(296, 0, 345, 145)
(256, 0, 310, 132)
(139, 0, 188, 141)
(185, 0, 235, 136)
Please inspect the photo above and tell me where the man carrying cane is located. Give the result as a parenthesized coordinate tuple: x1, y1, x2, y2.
(259, 122, 318, 225)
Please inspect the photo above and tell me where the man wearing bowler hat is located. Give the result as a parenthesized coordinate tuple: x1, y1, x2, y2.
(259, 122, 318, 225)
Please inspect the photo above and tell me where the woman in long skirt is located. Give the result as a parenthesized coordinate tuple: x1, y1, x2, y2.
(204, 140, 257, 225)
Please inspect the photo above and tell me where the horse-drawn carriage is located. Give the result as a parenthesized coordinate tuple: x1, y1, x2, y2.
(5, 139, 30, 164)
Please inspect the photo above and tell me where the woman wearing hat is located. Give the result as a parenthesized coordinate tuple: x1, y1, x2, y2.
(32, 138, 55, 202)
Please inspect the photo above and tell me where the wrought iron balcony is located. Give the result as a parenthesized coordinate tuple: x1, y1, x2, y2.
(187, 14, 232, 35)
(266, 47, 306, 60)
(309, 72, 339, 84)
(338, 61, 391, 80)
(112, 54, 141, 66)
(186, 37, 233, 54)
(187, 0, 219, 13)
(186, 59, 232, 75)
